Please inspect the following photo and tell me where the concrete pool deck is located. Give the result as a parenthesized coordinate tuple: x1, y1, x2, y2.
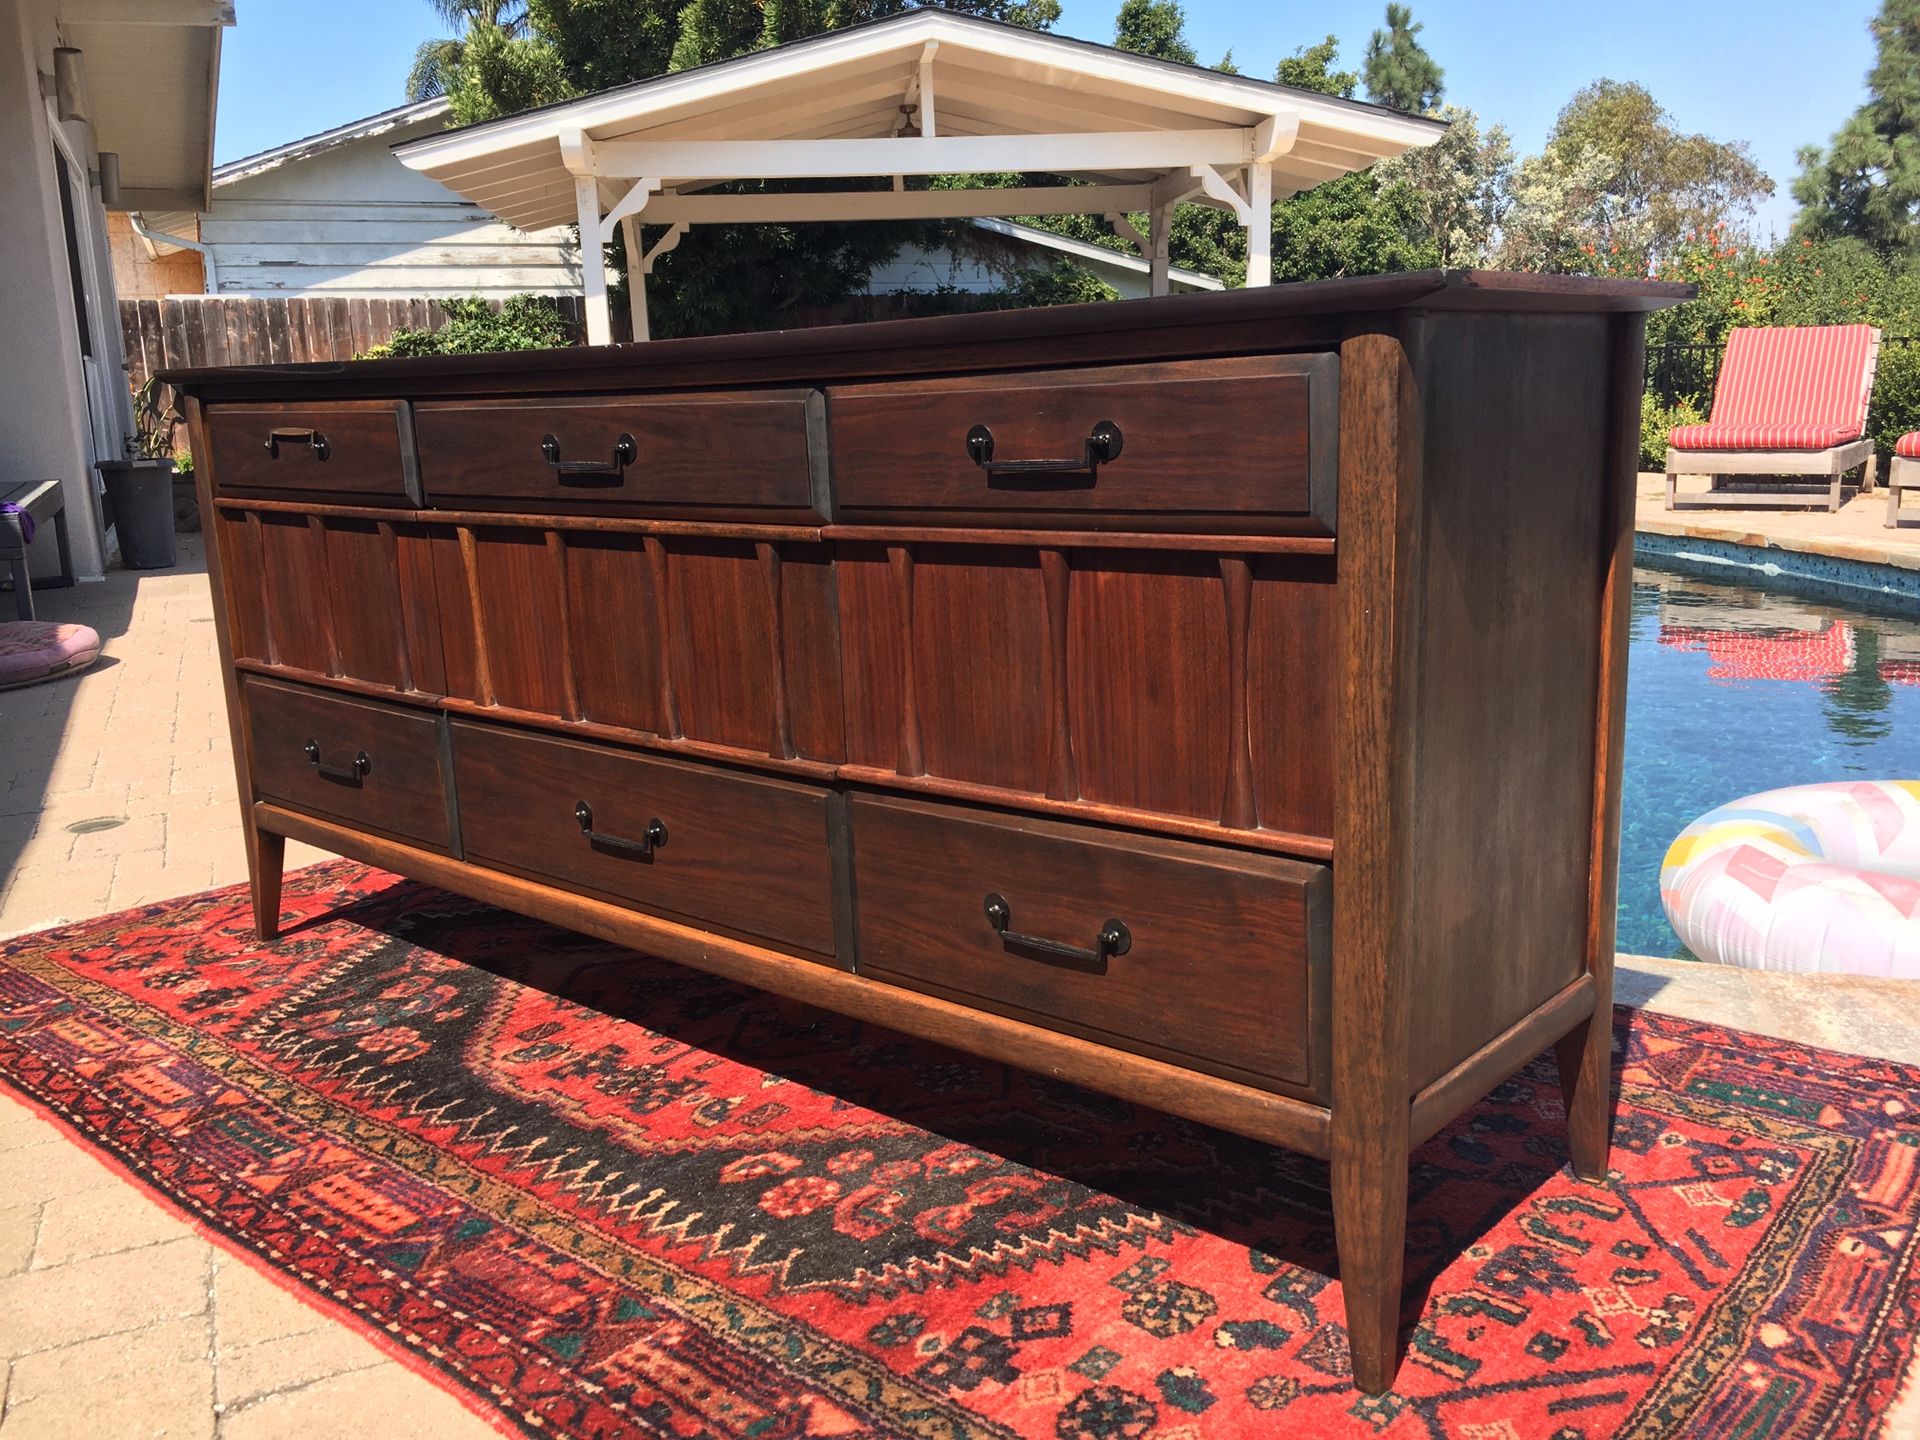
(1640, 471, 1920, 572)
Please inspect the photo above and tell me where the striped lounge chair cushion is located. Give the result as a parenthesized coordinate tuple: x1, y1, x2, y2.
(1896, 431, 1920, 459)
(1668, 324, 1878, 452)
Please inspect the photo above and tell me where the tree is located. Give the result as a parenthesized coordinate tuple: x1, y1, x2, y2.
(1361, 4, 1442, 114)
(406, 0, 528, 102)
(1500, 80, 1772, 273)
(1113, 0, 1195, 65)
(422, 0, 1066, 337)
(1373, 105, 1513, 266)
(1276, 35, 1357, 98)
(1794, 0, 1920, 250)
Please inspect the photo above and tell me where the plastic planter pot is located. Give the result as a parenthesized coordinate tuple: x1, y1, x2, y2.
(95, 458, 178, 569)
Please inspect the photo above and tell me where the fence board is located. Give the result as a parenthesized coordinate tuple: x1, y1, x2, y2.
(119, 294, 587, 388)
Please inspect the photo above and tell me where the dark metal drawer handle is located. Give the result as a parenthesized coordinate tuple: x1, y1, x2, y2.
(541, 433, 636, 486)
(304, 740, 368, 784)
(965, 420, 1121, 483)
(575, 801, 667, 857)
(266, 427, 329, 461)
(983, 892, 1130, 970)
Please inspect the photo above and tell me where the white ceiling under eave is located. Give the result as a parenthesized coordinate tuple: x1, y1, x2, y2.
(63, 0, 230, 212)
(395, 10, 1445, 234)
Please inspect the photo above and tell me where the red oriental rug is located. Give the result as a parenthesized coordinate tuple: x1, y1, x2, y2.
(1, 861, 1916, 1439)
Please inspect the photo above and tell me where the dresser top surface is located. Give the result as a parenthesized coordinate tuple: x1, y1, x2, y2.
(161, 270, 1690, 400)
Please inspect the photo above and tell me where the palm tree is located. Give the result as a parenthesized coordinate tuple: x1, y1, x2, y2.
(406, 0, 529, 102)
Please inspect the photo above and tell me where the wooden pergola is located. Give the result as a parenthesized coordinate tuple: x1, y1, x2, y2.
(394, 11, 1444, 344)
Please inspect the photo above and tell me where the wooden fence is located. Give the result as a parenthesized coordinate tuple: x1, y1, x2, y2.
(119, 295, 589, 388)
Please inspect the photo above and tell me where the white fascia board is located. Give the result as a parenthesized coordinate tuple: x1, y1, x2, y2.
(217, 98, 452, 187)
(587, 129, 1253, 182)
(394, 11, 1442, 177)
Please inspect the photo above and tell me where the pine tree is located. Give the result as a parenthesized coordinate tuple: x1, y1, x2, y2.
(1361, 3, 1442, 114)
(1794, 0, 1920, 250)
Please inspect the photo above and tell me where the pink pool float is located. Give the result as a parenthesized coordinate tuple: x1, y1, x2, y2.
(1661, 781, 1920, 978)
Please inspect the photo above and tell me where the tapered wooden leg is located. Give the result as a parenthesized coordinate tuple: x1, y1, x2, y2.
(1554, 1004, 1615, 1183)
(1331, 1116, 1410, 1394)
(249, 827, 285, 941)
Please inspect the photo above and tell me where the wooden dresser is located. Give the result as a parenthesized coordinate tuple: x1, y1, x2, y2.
(166, 270, 1685, 1393)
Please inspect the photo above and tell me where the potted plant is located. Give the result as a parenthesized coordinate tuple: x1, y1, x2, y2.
(171, 447, 199, 534)
(95, 376, 178, 569)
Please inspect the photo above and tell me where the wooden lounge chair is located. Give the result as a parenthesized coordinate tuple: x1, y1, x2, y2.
(1889, 431, 1920, 527)
(1666, 324, 1880, 513)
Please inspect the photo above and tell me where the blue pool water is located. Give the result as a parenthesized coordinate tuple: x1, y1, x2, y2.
(1618, 564, 1920, 957)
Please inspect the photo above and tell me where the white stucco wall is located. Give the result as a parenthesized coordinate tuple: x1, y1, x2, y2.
(0, 0, 114, 580)
(205, 114, 579, 297)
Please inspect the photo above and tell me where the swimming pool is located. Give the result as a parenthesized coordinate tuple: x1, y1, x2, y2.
(1618, 564, 1920, 957)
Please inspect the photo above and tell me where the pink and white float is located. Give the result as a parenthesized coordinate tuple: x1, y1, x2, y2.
(1661, 781, 1920, 978)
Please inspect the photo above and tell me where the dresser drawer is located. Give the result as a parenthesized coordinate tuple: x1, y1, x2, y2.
(412, 391, 822, 515)
(205, 401, 419, 503)
(828, 355, 1337, 531)
(449, 722, 837, 957)
(850, 795, 1329, 1093)
(243, 678, 453, 850)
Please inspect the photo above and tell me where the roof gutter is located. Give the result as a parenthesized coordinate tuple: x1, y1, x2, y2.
(129, 211, 217, 292)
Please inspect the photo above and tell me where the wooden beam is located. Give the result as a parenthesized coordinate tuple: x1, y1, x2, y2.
(644, 183, 1157, 224)
(587, 129, 1255, 181)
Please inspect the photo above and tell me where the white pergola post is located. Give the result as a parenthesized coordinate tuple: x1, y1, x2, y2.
(1245, 160, 1273, 288)
(1149, 201, 1173, 298)
(619, 215, 648, 342)
(573, 177, 612, 344)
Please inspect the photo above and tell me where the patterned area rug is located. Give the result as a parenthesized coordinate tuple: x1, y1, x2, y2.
(1, 862, 1916, 1439)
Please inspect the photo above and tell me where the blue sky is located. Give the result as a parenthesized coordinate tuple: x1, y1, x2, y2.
(214, 0, 1877, 240)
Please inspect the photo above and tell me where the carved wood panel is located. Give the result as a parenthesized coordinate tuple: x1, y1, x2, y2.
(836, 538, 1336, 847)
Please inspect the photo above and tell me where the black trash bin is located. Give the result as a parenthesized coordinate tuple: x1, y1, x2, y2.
(95, 459, 178, 569)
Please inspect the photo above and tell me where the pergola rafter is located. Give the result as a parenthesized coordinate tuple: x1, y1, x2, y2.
(396, 9, 1444, 343)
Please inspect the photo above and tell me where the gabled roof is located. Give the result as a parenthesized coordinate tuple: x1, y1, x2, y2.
(216, 97, 451, 187)
(394, 10, 1443, 232)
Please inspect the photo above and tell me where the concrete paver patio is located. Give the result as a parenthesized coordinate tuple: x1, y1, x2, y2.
(2, 530, 1918, 1436)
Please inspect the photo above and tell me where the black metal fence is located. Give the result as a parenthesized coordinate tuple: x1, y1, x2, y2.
(1645, 334, 1920, 407)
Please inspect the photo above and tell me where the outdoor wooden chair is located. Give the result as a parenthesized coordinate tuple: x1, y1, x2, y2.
(1665, 324, 1881, 513)
(0, 479, 75, 621)
(1889, 432, 1920, 527)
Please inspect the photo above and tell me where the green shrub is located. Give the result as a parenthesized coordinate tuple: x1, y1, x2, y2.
(359, 296, 572, 359)
(1868, 342, 1920, 458)
(1638, 392, 1706, 470)
(1001, 261, 1119, 308)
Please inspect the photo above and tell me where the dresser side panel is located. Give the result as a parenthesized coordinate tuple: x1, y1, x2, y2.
(1405, 311, 1611, 1092)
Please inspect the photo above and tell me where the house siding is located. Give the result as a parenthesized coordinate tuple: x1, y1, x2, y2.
(205, 113, 579, 298)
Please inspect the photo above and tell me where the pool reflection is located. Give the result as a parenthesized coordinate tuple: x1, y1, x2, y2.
(1619, 568, 1920, 956)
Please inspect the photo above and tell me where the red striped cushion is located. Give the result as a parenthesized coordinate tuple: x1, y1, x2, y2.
(1896, 431, 1920, 459)
(1667, 324, 1878, 452)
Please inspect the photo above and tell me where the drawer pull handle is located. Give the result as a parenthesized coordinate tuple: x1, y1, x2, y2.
(983, 892, 1130, 970)
(265, 427, 329, 461)
(541, 433, 636, 486)
(964, 420, 1122, 484)
(575, 801, 667, 857)
(304, 740, 369, 784)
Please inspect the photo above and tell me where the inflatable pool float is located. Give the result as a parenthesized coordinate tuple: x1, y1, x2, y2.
(0, 620, 100, 690)
(1661, 781, 1920, 978)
